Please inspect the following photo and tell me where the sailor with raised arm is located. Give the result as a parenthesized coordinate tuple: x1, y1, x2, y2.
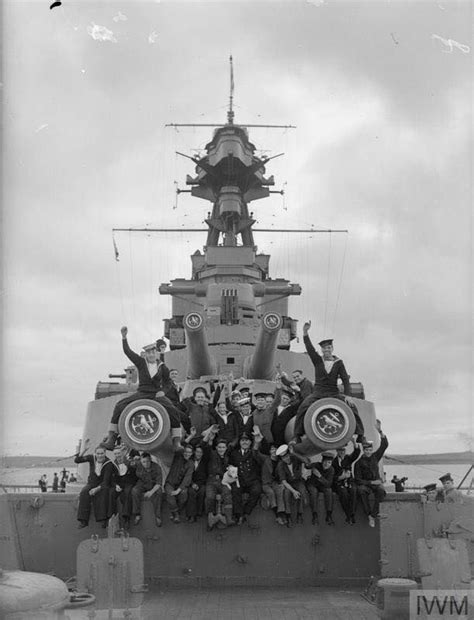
(101, 326, 184, 451)
(292, 320, 364, 443)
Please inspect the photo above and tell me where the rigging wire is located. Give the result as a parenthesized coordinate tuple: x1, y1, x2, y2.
(128, 233, 136, 324)
(323, 232, 332, 335)
(149, 233, 154, 336)
(112, 233, 126, 322)
(331, 233, 349, 335)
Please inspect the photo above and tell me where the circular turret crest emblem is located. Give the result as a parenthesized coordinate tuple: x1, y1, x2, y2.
(310, 402, 350, 443)
(123, 404, 164, 445)
(184, 312, 203, 330)
(263, 312, 282, 331)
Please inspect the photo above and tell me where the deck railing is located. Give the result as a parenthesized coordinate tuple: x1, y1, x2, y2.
(0, 484, 81, 493)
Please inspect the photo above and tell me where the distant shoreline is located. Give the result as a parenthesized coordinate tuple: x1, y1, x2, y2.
(1, 451, 472, 468)
(1, 456, 78, 469)
(385, 451, 473, 465)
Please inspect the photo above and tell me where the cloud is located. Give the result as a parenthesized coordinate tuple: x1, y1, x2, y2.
(2, 1, 471, 456)
(86, 23, 117, 43)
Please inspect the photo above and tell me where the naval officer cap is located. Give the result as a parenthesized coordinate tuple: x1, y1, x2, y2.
(276, 444, 289, 457)
(439, 473, 453, 483)
(318, 338, 333, 347)
(142, 342, 157, 351)
(321, 452, 334, 461)
(423, 483, 437, 492)
(240, 432, 252, 441)
(254, 392, 268, 398)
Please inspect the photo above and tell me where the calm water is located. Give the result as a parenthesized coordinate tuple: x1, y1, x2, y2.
(383, 463, 471, 489)
(0, 462, 471, 491)
(0, 465, 84, 490)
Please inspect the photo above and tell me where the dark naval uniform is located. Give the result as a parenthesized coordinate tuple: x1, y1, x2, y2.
(332, 445, 361, 522)
(232, 411, 254, 439)
(165, 453, 194, 517)
(276, 457, 306, 518)
(131, 461, 163, 520)
(211, 410, 238, 446)
(181, 399, 214, 438)
(75, 454, 114, 525)
(354, 435, 388, 518)
(281, 375, 314, 401)
(229, 445, 262, 519)
(205, 448, 232, 514)
(306, 460, 335, 523)
(110, 338, 182, 429)
(294, 334, 364, 439)
(186, 454, 209, 519)
(271, 389, 301, 447)
(111, 458, 138, 522)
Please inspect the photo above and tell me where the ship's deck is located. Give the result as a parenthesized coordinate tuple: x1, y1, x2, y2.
(139, 587, 378, 619)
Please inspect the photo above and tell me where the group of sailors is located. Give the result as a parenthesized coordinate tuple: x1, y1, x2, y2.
(38, 469, 76, 493)
(422, 474, 464, 504)
(74, 321, 463, 532)
(75, 430, 390, 532)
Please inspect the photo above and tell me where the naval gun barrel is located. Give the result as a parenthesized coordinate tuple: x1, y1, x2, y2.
(244, 312, 283, 380)
(183, 312, 216, 379)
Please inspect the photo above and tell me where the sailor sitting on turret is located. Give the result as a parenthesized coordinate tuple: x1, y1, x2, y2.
(100, 326, 185, 452)
(292, 320, 364, 443)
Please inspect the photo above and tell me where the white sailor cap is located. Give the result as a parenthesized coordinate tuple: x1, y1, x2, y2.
(142, 342, 157, 352)
(276, 444, 289, 457)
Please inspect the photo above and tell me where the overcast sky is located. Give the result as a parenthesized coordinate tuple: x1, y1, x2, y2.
(1, 0, 472, 456)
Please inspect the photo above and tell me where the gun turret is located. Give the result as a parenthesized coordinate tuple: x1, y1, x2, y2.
(243, 312, 282, 380)
(183, 312, 216, 379)
(283, 396, 377, 457)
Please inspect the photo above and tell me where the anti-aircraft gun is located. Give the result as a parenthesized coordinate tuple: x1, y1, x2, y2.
(82, 71, 380, 472)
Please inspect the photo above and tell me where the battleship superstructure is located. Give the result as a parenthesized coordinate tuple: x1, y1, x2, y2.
(88, 67, 380, 468)
(2, 65, 471, 596)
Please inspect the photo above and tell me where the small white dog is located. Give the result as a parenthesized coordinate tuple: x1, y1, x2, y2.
(222, 465, 240, 489)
